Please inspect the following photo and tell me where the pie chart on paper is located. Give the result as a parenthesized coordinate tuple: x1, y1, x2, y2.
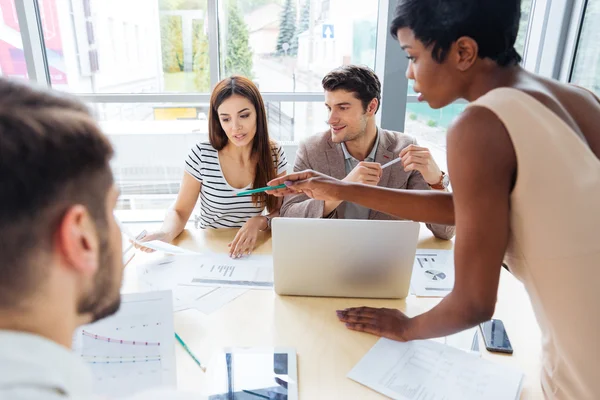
(424, 270, 447, 281)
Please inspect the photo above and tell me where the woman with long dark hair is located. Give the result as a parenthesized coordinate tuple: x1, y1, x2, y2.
(139, 76, 288, 258)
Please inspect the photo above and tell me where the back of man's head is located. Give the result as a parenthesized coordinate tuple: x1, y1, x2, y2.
(322, 65, 381, 113)
(0, 78, 114, 308)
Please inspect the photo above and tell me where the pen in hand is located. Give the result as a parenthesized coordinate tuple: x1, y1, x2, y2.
(123, 229, 147, 254)
(381, 157, 403, 170)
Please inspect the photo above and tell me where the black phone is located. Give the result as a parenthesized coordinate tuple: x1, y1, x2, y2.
(479, 319, 513, 354)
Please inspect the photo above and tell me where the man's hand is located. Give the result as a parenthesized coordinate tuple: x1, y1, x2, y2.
(400, 144, 443, 185)
(266, 170, 347, 201)
(342, 161, 382, 186)
(336, 307, 413, 342)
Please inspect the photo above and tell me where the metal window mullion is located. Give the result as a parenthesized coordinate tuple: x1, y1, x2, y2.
(559, 0, 588, 82)
(522, 0, 550, 73)
(375, 0, 409, 132)
(15, 0, 51, 85)
(76, 92, 324, 103)
(531, 0, 577, 79)
(207, 0, 220, 89)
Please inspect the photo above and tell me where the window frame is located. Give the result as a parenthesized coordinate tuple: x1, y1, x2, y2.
(561, 0, 593, 84)
(18, 0, 583, 119)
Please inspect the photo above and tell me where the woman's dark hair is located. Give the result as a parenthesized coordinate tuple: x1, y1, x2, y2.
(208, 75, 278, 212)
(390, 0, 522, 67)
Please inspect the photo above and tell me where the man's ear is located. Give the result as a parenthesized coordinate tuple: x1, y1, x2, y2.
(56, 205, 99, 276)
(454, 36, 479, 72)
(367, 98, 379, 115)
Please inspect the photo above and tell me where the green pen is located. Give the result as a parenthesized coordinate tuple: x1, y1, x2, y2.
(236, 183, 287, 196)
(175, 332, 206, 372)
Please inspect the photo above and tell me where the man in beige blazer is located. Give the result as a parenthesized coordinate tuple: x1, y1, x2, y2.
(280, 65, 455, 240)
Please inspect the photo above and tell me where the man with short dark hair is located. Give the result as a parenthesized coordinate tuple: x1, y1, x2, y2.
(280, 65, 454, 239)
(0, 78, 197, 399)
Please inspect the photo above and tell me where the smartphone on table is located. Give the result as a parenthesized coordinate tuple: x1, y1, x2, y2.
(479, 319, 513, 354)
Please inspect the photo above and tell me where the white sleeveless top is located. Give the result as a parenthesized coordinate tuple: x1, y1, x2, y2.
(468, 88, 600, 399)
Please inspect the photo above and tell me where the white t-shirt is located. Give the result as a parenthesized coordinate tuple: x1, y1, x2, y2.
(184, 141, 288, 229)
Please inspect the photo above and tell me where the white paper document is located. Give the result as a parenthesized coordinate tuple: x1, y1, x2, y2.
(189, 287, 249, 314)
(171, 284, 218, 312)
(348, 338, 523, 400)
(118, 220, 200, 255)
(136, 253, 270, 313)
(431, 327, 480, 355)
(411, 249, 455, 297)
(138, 253, 274, 291)
(187, 253, 274, 289)
(72, 291, 177, 398)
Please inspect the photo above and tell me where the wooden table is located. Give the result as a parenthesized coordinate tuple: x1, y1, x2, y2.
(125, 224, 543, 399)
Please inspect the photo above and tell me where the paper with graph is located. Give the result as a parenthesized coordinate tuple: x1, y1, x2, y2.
(136, 253, 272, 312)
(411, 249, 455, 297)
(72, 291, 176, 397)
(348, 338, 523, 400)
(138, 254, 273, 290)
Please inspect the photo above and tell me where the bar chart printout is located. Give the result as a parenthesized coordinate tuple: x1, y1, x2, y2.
(72, 291, 176, 397)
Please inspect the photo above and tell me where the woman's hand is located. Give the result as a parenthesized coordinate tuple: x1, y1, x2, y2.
(266, 170, 348, 201)
(132, 231, 170, 253)
(336, 307, 414, 342)
(228, 216, 266, 258)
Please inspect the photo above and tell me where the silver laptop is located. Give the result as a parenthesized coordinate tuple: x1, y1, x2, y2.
(272, 218, 420, 299)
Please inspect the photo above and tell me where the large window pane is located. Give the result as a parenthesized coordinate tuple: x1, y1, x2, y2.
(219, 0, 378, 92)
(405, 103, 466, 170)
(37, 0, 210, 93)
(570, 0, 600, 96)
(0, 0, 30, 80)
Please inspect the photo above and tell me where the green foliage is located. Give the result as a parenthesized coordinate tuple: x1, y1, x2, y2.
(426, 119, 438, 127)
(193, 19, 210, 91)
(299, 0, 310, 34)
(159, 0, 204, 10)
(409, 113, 417, 121)
(276, 0, 297, 56)
(224, 2, 254, 78)
(160, 15, 184, 72)
(515, 0, 533, 56)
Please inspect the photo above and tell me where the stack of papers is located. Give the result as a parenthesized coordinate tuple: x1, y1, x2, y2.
(348, 338, 523, 400)
(410, 249, 455, 297)
(137, 253, 274, 313)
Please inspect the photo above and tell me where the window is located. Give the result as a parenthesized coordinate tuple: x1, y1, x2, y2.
(0, 0, 30, 80)
(219, 0, 378, 92)
(570, 0, 600, 96)
(37, 0, 210, 93)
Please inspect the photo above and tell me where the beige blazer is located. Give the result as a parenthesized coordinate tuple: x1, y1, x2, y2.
(280, 129, 455, 240)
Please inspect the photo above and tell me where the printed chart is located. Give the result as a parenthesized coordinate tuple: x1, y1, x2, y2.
(72, 291, 176, 397)
(411, 249, 455, 297)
